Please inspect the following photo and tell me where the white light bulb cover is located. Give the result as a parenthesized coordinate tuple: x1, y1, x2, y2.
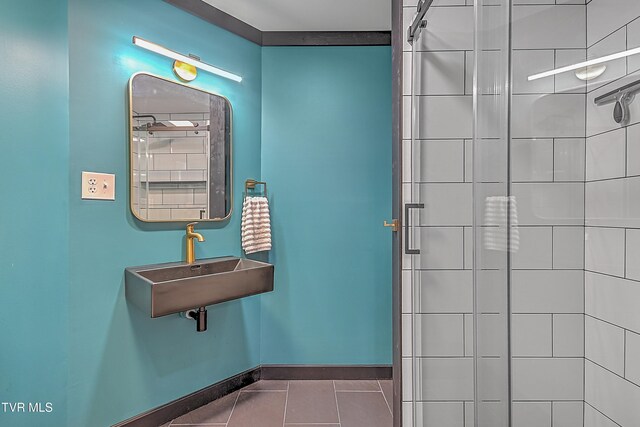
(132, 36, 242, 83)
(528, 46, 640, 81)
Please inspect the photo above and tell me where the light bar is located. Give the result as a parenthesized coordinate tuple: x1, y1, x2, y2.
(133, 36, 242, 83)
(528, 47, 640, 81)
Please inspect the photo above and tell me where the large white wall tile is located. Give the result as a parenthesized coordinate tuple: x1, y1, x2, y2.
(402, 357, 413, 400)
(552, 402, 584, 427)
(406, 6, 474, 51)
(587, 0, 640, 46)
(553, 314, 585, 357)
(512, 402, 551, 427)
(584, 403, 619, 427)
(415, 314, 465, 356)
(512, 50, 555, 94)
(585, 316, 625, 375)
(625, 229, 640, 281)
(512, 94, 586, 139)
(513, 5, 586, 49)
(586, 28, 628, 92)
(586, 128, 626, 181)
(417, 270, 473, 313)
(402, 314, 412, 357)
(512, 183, 584, 225)
(416, 96, 473, 139)
(414, 51, 465, 95)
(586, 177, 640, 228)
(585, 272, 640, 333)
(553, 227, 584, 269)
(403, 52, 412, 96)
(555, 50, 587, 94)
(512, 270, 584, 313)
(416, 227, 464, 269)
(469, 314, 509, 358)
(512, 358, 584, 400)
(554, 138, 585, 181)
(153, 153, 187, 170)
(585, 360, 640, 427)
(628, 18, 640, 74)
(511, 139, 554, 182)
(416, 358, 474, 400)
(625, 331, 640, 385)
(414, 402, 464, 427)
(418, 183, 472, 226)
(465, 50, 503, 96)
(585, 227, 625, 276)
(403, 95, 411, 139)
(512, 226, 553, 269)
(512, 314, 553, 357)
(415, 140, 464, 182)
(627, 123, 640, 176)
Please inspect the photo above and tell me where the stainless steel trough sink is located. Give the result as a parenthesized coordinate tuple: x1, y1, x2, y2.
(125, 257, 274, 317)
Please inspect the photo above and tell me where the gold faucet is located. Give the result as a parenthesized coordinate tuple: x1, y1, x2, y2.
(185, 222, 205, 264)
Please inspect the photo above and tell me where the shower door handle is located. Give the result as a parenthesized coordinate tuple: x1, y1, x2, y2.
(405, 203, 424, 255)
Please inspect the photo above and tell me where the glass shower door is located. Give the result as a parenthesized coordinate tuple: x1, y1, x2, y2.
(406, 0, 512, 425)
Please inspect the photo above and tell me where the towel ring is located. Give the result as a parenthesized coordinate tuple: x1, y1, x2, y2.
(245, 179, 267, 196)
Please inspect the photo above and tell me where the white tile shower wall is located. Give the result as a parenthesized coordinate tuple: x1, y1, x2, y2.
(584, 2, 640, 425)
(402, 2, 586, 427)
(135, 113, 209, 220)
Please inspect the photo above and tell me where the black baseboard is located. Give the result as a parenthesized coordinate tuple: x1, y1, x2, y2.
(261, 364, 392, 380)
(112, 367, 260, 427)
(113, 364, 391, 426)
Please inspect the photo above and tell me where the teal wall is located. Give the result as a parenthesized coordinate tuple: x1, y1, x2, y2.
(66, 1, 262, 425)
(0, 0, 69, 426)
(260, 47, 393, 364)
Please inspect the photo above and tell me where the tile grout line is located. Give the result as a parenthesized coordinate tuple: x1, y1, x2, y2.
(378, 380, 393, 416)
(332, 380, 342, 427)
(223, 388, 242, 427)
(282, 381, 290, 427)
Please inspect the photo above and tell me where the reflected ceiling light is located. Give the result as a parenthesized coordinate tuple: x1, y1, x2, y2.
(168, 120, 195, 127)
(132, 36, 242, 83)
(528, 47, 640, 81)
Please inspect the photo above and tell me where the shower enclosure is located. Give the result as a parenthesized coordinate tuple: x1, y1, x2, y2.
(402, 0, 640, 426)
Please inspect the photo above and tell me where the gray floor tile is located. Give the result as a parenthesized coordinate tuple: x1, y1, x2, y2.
(285, 425, 340, 427)
(170, 391, 238, 425)
(243, 380, 289, 391)
(227, 390, 287, 427)
(379, 380, 393, 412)
(336, 391, 393, 427)
(334, 380, 381, 391)
(285, 380, 340, 424)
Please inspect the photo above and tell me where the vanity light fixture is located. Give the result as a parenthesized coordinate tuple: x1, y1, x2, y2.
(132, 36, 242, 83)
(528, 46, 640, 81)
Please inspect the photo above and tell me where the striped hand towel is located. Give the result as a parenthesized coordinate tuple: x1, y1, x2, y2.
(241, 196, 272, 254)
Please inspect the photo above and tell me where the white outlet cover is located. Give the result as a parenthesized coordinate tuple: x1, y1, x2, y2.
(82, 171, 115, 200)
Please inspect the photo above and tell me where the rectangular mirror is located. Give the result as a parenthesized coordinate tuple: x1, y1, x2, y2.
(128, 73, 232, 222)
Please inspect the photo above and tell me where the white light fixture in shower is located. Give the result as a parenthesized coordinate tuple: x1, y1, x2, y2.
(132, 36, 242, 83)
(575, 64, 607, 81)
(528, 46, 640, 81)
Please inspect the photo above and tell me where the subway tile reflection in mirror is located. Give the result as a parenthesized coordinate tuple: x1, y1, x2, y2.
(129, 73, 232, 222)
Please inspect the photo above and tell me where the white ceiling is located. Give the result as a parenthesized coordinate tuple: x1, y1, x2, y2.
(202, 0, 391, 32)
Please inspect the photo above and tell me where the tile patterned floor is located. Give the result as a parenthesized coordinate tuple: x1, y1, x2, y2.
(162, 379, 393, 427)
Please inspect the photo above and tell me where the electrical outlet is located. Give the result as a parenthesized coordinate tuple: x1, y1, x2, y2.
(82, 171, 115, 200)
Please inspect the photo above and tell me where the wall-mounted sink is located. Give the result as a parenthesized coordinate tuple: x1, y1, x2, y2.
(125, 257, 274, 317)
